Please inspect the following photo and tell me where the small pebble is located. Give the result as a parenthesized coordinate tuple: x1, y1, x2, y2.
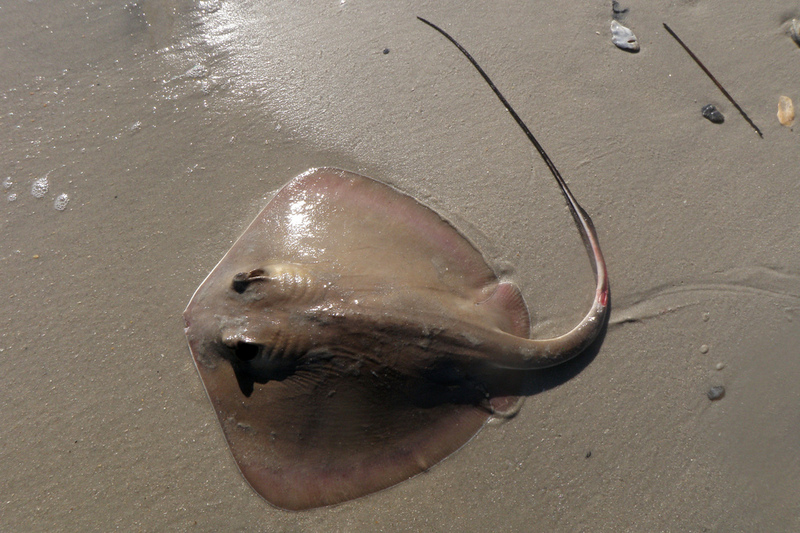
(715, 362, 725, 370)
(2, 177, 11, 189)
(777, 95, 794, 127)
(707, 385, 725, 401)
(383, 48, 390, 55)
(611, 21, 639, 52)
(701, 104, 724, 124)
(702, 312, 710, 322)
(54, 193, 69, 211)
(699, 344, 709, 354)
(8, 193, 17, 202)
(31, 176, 49, 198)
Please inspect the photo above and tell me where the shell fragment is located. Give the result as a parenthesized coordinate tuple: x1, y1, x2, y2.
(611, 21, 640, 52)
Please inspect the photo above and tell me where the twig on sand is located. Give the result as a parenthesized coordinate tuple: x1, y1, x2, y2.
(663, 22, 763, 138)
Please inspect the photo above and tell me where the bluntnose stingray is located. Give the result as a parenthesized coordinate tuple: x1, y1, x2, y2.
(183, 18, 609, 510)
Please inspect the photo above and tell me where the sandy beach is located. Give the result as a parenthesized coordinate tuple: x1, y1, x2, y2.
(2, 1, 799, 530)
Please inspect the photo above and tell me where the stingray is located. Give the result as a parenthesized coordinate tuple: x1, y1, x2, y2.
(183, 17, 609, 510)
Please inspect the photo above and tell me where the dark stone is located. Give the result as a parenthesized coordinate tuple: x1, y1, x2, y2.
(701, 104, 724, 124)
(707, 385, 725, 401)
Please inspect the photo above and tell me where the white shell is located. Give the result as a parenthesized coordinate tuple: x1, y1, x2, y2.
(611, 21, 640, 52)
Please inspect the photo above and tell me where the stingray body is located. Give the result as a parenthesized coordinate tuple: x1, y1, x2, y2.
(183, 19, 609, 511)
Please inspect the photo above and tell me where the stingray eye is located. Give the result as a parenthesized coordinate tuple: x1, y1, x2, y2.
(234, 341, 260, 361)
(232, 268, 268, 294)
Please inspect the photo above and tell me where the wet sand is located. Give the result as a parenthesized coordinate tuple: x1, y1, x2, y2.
(2, 1, 799, 530)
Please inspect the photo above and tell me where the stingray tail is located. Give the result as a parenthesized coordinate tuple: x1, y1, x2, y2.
(419, 16, 609, 369)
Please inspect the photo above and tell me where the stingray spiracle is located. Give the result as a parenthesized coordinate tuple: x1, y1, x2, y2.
(233, 263, 325, 304)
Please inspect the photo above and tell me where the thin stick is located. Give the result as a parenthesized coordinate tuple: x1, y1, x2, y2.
(663, 22, 763, 138)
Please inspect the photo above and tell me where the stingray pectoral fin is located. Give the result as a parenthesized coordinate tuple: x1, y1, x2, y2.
(210, 353, 490, 510)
